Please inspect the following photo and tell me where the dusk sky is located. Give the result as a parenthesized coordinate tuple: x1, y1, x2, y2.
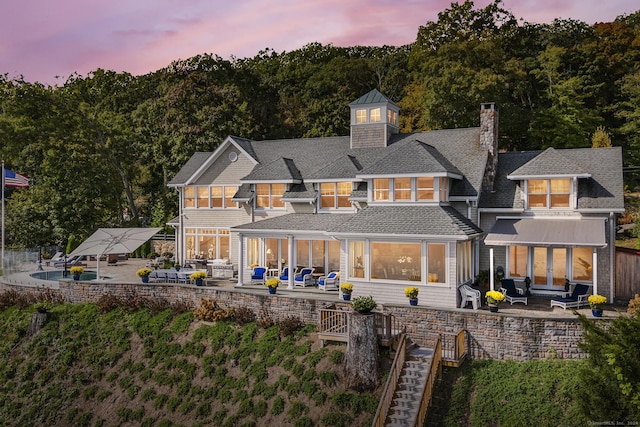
(1, 0, 638, 86)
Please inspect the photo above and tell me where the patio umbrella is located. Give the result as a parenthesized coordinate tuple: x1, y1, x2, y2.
(69, 228, 162, 280)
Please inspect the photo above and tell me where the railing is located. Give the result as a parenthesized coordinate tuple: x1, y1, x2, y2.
(317, 307, 349, 345)
(374, 310, 403, 346)
(371, 332, 407, 427)
(441, 329, 467, 367)
(416, 334, 442, 427)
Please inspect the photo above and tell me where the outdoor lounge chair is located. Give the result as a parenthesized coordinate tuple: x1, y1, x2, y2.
(251, 267, 267, 285)
(317, 271, 339, 291)
(550, 283, 590, 310)
(279, 267, 291, 281)
(294, 267, 315, 287)
(53, 255, 83, 268)
(500, 279, 528, 305)
(459, 284, 481, 310)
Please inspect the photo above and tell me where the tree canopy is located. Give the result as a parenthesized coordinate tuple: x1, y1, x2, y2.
(1, 0, 639, 249)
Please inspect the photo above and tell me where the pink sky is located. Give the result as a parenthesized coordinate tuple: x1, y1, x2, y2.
(1, 0, 637, 86)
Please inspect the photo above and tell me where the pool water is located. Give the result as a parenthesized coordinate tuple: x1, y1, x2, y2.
(30, 270, 103, 281)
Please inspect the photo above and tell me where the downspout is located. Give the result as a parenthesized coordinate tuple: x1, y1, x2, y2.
(177, 188, 183, 266)
(610, 212, 616, 300)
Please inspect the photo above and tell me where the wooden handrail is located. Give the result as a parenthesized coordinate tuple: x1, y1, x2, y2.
(371, 332, 407, 427)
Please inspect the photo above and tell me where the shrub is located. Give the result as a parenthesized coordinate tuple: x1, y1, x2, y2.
(233, 307, 257, 325)
(628, 294, 640, 315)
(351, 296, 377, 313)
(278, 315, 305, 338)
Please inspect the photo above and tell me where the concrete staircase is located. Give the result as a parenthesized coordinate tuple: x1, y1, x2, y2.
(384, 344, 435, 427)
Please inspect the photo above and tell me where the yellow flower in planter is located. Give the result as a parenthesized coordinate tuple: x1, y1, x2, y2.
(588, 294, 607, 309)
(404, 287, 419, 299)
(190, 271, 207, 281)
(485, 290, 505, 305)
(136, 268, 152, 278)
(70, 266, 84, 276)
(340, 282, 353, 295)
(265, 278, 280, 289)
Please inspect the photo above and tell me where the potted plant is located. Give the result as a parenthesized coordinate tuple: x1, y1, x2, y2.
(485, 290, 505, 312)
(265, 278, 280, 294)
(588, 294, 607, 317)
(70, 266, 84, 280)
(351, 295, 377, 314)
(136, 267, 152, 283)
(190, 271, 207, 286)
(340, 282, 353, 300)
(405, 286, 419, 306)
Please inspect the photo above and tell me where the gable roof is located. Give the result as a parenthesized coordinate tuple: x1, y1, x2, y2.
(357, 140, 463, 178)
(480, 147, 624, 211)
(168, 152, 212, 186)
(242, 157, 303, 183)
(508, 147, 591, 179)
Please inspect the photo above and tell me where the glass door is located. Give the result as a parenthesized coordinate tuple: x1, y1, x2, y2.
(533, 247, 567, 289)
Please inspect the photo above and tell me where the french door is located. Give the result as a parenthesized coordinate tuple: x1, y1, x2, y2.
(532, 247, 567, 289)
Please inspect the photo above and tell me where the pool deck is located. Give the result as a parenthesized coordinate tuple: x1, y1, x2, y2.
(0, 258, 627, 319)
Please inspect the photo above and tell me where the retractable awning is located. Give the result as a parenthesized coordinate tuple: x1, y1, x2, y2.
(484, 218, 606, 247)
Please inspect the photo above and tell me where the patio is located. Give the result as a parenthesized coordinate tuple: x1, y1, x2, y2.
(1, 257, 627, 319)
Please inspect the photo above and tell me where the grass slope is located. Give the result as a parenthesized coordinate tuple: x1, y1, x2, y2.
(0, 303, 379, 427)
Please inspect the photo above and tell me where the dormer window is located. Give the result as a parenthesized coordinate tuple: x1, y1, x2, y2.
(356, 109, 367, 124)
(320, 182, 352, 209)
(387, 109, 398, 126)
(527, 179, 571, 209)
(255, 184, 286, 209)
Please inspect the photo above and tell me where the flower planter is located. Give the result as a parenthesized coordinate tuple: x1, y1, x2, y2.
(268, 287, 277, 294)
(73, 275, 80, 281)
(141, 277, 149, 283)
(592, 308, 603, 317)
(195, 279, 203, 286)
(342, 294, 351, 301)
(409, 299, 418, 306)
(489, 304, 499, 313)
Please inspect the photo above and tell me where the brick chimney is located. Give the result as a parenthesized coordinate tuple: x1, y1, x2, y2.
(480, 103, 499, 191)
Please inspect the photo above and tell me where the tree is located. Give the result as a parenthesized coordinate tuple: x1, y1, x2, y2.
(592, 126, 612, 147)
(577, 311, 640, 421)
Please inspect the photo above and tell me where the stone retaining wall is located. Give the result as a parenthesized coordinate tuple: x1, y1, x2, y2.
(1, 280, 594, 361)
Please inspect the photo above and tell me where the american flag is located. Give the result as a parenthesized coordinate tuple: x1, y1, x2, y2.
(3, 168, 29, 187)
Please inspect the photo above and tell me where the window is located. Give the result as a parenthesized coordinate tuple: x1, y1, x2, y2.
(184, 187, 195, 208)
(373, 179, 390, 201)
(387, 109, 398, 126)
(320, 182, 352, 209)
(247, 238, 259, 267)
(572, 247, 593, 282)
(255, 184, 285, 209)
(417, 177, 435, 201)
(296, 240, 310, 267)
(225, 186, 238, 208)
(509, 246, 528, 278)
(457, 241, 472, 283)
(185, 228, 231, 260)
(371, 242, 421, 281)
(439, 178, 448, 202)
(328, 240, 340, 272)
(349, 241, 365, 278)
(527, 179, 571, 209)
(394, 178, 412, 201)
(428, 243, 445, 283)
(356, 109, 367, 124)
(370, 108, 381, 123)
(211, 186, 223, 208)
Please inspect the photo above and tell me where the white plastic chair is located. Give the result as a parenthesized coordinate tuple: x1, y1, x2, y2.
(459, 284, 481, 310)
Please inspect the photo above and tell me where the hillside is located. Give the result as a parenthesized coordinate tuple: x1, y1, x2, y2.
(0, 302, 381, 427)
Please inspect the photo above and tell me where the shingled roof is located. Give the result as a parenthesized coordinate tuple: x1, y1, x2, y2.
(480, 147, 624, 211)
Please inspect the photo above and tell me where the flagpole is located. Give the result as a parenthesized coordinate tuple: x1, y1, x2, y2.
(1, 160, 5, 271)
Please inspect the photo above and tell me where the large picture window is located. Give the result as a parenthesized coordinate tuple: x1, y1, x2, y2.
(185, 228, 231, 260)
(371, 242, 421, 281)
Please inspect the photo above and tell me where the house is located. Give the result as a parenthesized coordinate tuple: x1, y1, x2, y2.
(168, 89, 624, 307)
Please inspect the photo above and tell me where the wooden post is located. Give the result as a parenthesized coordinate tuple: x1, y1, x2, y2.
(345, 312, 380, 391)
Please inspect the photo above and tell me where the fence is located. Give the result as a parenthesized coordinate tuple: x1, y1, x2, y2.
(615, 247, 640, 302)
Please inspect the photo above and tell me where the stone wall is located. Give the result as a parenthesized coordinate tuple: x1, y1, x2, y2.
(1, 280, 593, 361)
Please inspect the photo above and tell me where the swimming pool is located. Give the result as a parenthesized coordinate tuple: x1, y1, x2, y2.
(30, 270, 106, 281)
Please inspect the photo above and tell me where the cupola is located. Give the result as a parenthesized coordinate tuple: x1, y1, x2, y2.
(349, 89, 399, 149)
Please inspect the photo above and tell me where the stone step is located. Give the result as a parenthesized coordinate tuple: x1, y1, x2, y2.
(408, 347, 434, 360)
